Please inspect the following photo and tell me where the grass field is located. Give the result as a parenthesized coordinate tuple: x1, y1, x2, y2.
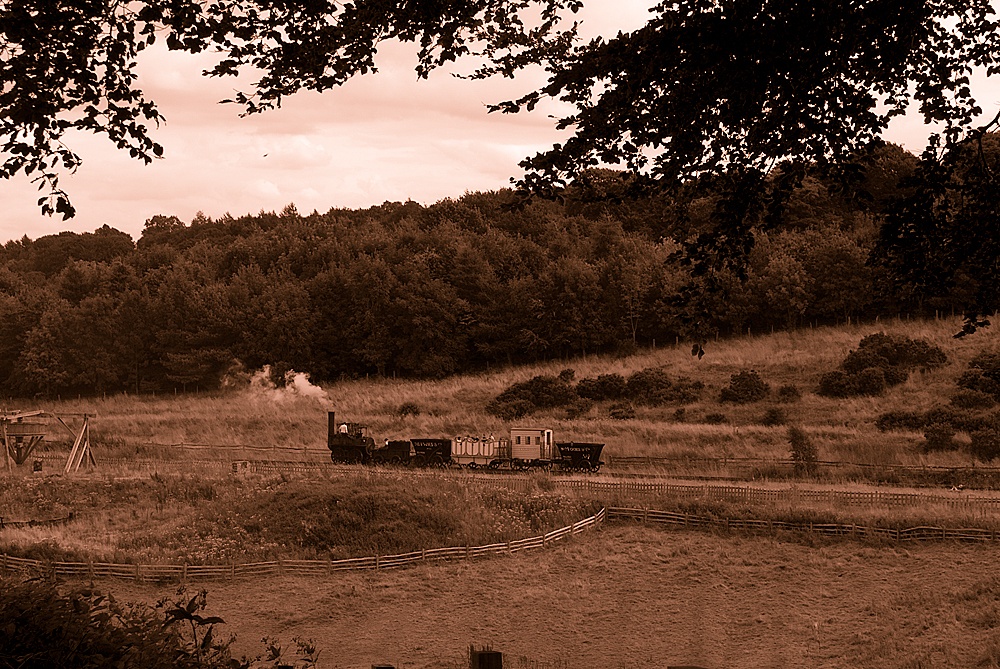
(6, 316, 1000, 668)
(107, 522, 1000, 669)
(21, 314, 999, 472)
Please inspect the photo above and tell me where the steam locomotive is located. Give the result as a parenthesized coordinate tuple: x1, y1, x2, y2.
(327, 412, 604, 471)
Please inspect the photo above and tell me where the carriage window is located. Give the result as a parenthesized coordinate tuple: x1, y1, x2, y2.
(515, 436, 521, 445)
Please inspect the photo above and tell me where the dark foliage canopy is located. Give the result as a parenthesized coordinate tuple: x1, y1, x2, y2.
(4, 0, 1000, 330)
(3, 0, 998, 217)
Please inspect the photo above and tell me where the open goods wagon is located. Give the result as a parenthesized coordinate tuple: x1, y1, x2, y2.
(327, 412, 603, 471)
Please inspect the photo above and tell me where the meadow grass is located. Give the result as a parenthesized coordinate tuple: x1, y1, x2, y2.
(0, 470, 597, 564)
(16, 314, 1000, 474)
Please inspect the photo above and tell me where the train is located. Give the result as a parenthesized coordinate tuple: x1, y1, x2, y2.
(327, 412, 604, 471)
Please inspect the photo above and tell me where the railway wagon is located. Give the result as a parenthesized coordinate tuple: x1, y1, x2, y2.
(326, 412, 603, 470)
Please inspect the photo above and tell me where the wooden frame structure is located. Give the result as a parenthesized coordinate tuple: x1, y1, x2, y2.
(1, 411, 95, 472)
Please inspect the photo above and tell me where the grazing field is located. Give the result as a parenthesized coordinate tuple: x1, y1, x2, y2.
(6, 317, 1000, 668)
(21, 315, 1000, 473)
(108, 523, 1000, 669)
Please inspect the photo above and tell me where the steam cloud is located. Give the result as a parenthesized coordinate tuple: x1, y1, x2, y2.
(248, 365, 330, 403)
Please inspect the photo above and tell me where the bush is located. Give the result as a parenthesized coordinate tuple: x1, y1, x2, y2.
(672, 407, 686, 422)
(923, 406, 990, 434)
(958, 352, 1000, 398)
(720, 369, 770, 403)
(923, 423, 958, 452)
(703, 412, 727, 424)
(484, 398, 535, 421)
(608, 402, 636, 420)
(854, 332, 947, 370)
(853, 367, 888, 396)
(760, 407, 787, 426)
(397, 402, 421, 417)
(576, 373, 628, 401)
(0, 580, 317, 669)
(817, 333, 946, 398)
(564, 397, 594, 419)
(951, 389, 997, 410)
(486, 374, 578, 418)
(776, 384, 802, 403)
(619, 367, 704, 405)
(970, 428, 1000, 462)
(788, 426, 818, 475)
(817, 370, 855, 398)
(876, 410, 926, 432)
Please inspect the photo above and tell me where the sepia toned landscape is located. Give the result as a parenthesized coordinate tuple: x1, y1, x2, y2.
(3, 316, 1000, 667)
(4, 1, 1000, 668)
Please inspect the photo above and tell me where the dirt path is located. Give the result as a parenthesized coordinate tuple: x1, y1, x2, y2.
(112, 524, 1000, 669)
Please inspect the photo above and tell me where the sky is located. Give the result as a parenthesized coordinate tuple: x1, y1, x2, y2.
(0, 2, 996, 244)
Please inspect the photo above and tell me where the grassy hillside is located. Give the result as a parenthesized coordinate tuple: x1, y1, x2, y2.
(29, 315, 1000, 470)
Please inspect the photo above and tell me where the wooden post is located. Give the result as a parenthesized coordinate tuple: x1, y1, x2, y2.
(376, 555, 380, 570)
(182, 563, 188, 582)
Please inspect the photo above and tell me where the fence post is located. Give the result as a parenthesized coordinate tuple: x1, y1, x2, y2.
(643, 508, 648, 525)
(182, 563, 187, 582)
(421, 548, 426, 561)
(507, 540, 512, 554)
(135, 564, 141, 582)
(376, 555, 380, 570)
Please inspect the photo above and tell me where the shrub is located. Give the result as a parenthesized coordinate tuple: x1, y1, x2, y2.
(854, 332, 947, 370)
(564, 397, 594, 419)
(817, 333, 946, 398)
(876, 411, 926, 432)
(970, 428, 1000, 462)
(397, 402, 421, 417)
(484, 398, 535, 421)
(703, 412, 727, 424)
(486, 374, 578, 418)
(672, 407, 686, 422)
(625, 367, 675, 405)
(923, 423, 958, 452)
(853, 367, 888, 396)
(788, 426, 818, 475)
(958, 352, 1000, 398)
(0, 581, 317, 669)
(776, 384, 802, 403)
(923, 406, 990, 434)
(951, 389, 997, 410)
(576, 373, 628, 401)
(817, 370, 855, 398)
(720, 369, 770, 403)
(608, 402, 636, 420)
(760, 407, 787, 427)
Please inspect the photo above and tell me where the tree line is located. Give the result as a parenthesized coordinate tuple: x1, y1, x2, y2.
(0, 140, 990, 397)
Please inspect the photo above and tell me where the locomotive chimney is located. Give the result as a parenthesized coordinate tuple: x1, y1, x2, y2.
(328, 411, 336, 446)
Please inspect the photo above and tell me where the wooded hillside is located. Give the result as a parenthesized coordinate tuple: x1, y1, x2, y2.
(0, 141, 985, 396)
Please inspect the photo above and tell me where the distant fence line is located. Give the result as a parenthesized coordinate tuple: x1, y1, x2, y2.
(608, 507, 1000, 543)
(39, 442, 1000, 477)
(0, 514, 73, 530)
(0, 509, 606, 583)
(25, 455, 1000, 512)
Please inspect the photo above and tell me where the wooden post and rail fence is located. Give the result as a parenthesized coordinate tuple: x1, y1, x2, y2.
(6, 505, 1000, 583)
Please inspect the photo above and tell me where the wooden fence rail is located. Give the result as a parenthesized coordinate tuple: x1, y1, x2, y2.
(607, 507, 1000, 543)
(0, 508, 606, 582)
